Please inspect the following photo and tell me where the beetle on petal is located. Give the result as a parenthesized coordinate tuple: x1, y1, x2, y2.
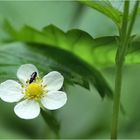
(0, 64, 67, 119)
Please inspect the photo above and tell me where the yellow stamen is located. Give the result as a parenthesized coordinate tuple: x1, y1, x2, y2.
(25, 83, 43, 99)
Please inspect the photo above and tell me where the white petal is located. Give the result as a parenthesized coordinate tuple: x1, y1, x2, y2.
(42, 71, 64, 91)
(14, 99, 40, 119)
(41, 91, 67, 110)
(0, 80, 24, 103)
(17, 64, 39, 85)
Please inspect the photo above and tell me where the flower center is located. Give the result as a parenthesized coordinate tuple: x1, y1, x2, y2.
(25, 83, 43, 99)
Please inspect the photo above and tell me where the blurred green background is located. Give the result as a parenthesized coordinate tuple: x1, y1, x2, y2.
(0, 1, 140, 139)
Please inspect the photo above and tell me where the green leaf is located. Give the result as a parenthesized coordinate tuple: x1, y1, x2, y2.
(3, 21, 117, 68)
(0, 42, 113, 98)
(125, 36, 140, 64)
(79, 1, 122, 27)
(7, 23, 139, 67)
(3, 21, 116, 97)
(29, 42, 113, 98)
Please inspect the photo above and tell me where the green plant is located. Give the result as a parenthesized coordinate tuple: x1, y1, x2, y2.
(0, 0, 140, 139)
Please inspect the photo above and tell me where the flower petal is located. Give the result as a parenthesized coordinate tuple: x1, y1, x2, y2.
(41, 91, 67, 110)
(14, 99, 40, 119)
(0, 80, 24, 103)
(17, 64, 39, 85)
(42, 71, 64, 91)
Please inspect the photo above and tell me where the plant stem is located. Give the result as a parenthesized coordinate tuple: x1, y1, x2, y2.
(41, 109, 60, 139)
(111, 59, 123, 139)
(111, 1, 139, 139)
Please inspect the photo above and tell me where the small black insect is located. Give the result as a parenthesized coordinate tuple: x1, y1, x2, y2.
(29, 72, 37, 84)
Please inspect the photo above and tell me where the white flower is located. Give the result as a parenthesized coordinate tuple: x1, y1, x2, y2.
(0, 64, 67, 119)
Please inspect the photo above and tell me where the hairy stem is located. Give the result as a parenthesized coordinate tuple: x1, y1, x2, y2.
(111, 1, 139, 139)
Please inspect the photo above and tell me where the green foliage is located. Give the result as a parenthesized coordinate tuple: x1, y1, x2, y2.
(79, 1, 122, 27)
(4, 21, 140, 66)
(0, 1, 140, 139)
(2, 21, 140, 99)
(126, 36, 140, 64)
(2, 21, 115, 98)
(0, 40, 112, 98)
(4, 21, 117, 68)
